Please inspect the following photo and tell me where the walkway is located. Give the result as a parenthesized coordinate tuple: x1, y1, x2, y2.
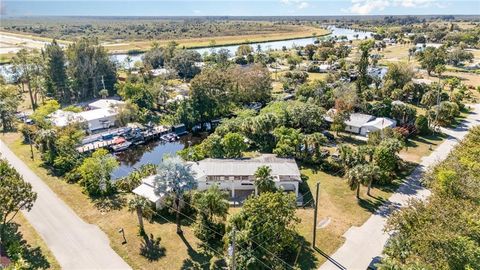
(0, 141, 131, 270)
(319, 104, 480, 270)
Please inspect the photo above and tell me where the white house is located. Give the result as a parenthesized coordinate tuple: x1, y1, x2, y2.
(48, 99, 125, 132)
(133, 154, 302, 208)
(88, 99, 125, 110)
(188, 154, 301, 201)
(132, 175, 164, 209)
(360, 117, 397, 136)
(325, 109, 396, 136)
(415, 43, 443, 52)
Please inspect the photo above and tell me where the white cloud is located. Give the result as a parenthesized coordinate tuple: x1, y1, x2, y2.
(281, 0, 310, 10)
(193, 10, 201, 15)
(345, 0, 441, 15)
(298, 2, 310, 9)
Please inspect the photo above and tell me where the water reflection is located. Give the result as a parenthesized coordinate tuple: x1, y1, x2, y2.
(111, 134, 205, 179)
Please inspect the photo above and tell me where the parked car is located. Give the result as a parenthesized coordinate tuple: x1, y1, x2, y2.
(367, 256, 382, 270)
(321, 131, 335, 141)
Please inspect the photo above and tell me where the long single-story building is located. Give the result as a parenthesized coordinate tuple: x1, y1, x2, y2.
(48, 99, 125, 132)
(325, 109, 397, 136)
(133, 154, 302, 208)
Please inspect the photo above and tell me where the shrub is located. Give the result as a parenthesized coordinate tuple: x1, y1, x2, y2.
(415, 115, 430, 135)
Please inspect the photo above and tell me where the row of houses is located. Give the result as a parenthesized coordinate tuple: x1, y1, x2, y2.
(133, 154, 302, 208)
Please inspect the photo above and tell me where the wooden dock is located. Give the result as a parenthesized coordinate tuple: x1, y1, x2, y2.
(76, 125, 171, 153)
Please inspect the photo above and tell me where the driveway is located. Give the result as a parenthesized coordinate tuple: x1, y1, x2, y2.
(319, 104, 480, 270)
(0, 141, 131, 270)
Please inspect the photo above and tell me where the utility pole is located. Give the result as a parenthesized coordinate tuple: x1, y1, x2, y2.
(231, 227, 236, 270)
(28, 131, 34, 160)
(312, 182, 320, 248)
(101, 75, 106, 90)
(433, 78, 442, 134)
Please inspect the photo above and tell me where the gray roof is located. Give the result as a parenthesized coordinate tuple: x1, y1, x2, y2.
(346, 113, 376, 128)
(188, 154, 301, 178)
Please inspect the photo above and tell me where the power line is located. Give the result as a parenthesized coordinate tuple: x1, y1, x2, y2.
(179, 196, 295, 269)
(158, 201, 274, 270)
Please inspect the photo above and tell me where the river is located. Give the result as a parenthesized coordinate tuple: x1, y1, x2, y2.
(0, 26, 372, 78)
(112, 26, 372, 67)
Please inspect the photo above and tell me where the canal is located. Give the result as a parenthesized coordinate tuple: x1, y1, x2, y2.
(111, 133, 205, 179)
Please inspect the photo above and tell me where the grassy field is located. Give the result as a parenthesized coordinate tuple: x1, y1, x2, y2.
(104, 26, 329, 53)
(11, 213, 60, 269)
(0, 26, 329, 57)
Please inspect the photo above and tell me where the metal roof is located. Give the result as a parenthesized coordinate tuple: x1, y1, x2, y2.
(188, 154, 301, 178)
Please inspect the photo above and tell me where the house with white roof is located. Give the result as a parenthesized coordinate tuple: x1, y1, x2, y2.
(415, 43, 443, 52)
(133, 154, 302, 208)
(133, 175, 165, 209)
(360, 117, 397, 136)
(325, 109, 396, 136)
(48, 99, 125, 132)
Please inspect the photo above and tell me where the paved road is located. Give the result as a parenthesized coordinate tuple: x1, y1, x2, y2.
(319, 104, 480, 270)
(0, 141, 131, 270)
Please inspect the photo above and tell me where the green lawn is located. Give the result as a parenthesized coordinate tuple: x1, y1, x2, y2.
(296, 167, 400, 266)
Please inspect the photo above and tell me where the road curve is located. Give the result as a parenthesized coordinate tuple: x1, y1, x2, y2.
(0, 140, 131, 270)
(319, 104, 480, 270)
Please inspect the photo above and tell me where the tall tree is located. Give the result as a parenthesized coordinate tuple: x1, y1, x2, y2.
(168, 50, 201, 80)
(417, 47, 446, 76)
(227, 192, 299, 269)
(0, 159, 37, 245)
(128, 195, 154, 234)
(190, 67, 233, 123)
(44, 40, 68, 102)
(78, 148, 119, 196)
(254, 165, 276, 194)
(221, 132, 247, 158)
(66, 38, 116, 101)
(11, 49, 44, 111)
(0, 84, 20, 131)
(356, 40, 374, 94)
(192, 185, 229, 244)
(153, 156, 196, 234)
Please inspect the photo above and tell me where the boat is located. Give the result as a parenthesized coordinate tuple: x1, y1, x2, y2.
(111, 141, 132, 152)
(133, 140, 145, 146)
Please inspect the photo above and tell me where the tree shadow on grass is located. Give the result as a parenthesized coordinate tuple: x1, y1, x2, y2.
(139, 232, 166, 261)
(1, 223, 51, 269)
(294, 236, 319, 270)
(92, 193, 127, 212)
(179, 233, 212, 270)
(358, 196, 386, 214)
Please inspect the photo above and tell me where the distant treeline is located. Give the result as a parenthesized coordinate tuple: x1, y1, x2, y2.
(0, 18, 317, 42)
(2, 15, 478, 42)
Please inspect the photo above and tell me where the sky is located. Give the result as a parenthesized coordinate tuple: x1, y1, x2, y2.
(1, 0, 479, 17)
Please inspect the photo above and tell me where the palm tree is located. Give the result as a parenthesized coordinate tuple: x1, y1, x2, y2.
(153, 156, 196, 234)
(128, 195, 154, 234)
(193, 185, 229, 222)
(363, 164, 382, 196)
(99, 89, 109, 99)
(254, 165, 276, 194)
(35, 128, 57, 153)
(346, 165, 363, 199)
(358, 145, 375, 163)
